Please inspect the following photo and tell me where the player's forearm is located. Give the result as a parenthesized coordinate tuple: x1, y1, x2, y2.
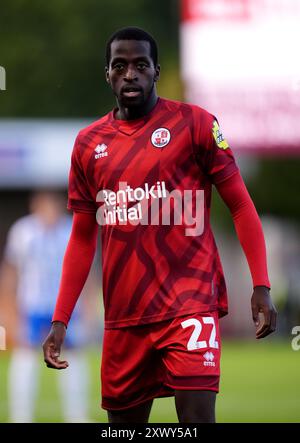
(52, 212, 98, 326)
(216, 172, 270, 288)
(231, 201, 270, 288)
(52, 239, 96, 326)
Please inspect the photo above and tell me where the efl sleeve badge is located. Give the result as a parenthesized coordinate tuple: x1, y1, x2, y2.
(212, 121, 229, 150)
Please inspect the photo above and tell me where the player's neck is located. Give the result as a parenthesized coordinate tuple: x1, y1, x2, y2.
(115, 93, 158, 121)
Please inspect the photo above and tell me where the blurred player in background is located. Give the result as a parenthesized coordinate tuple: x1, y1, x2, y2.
(43, 27, 277, 423)
(0, 191, 89, 422)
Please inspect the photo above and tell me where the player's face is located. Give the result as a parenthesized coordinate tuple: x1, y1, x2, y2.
(106, 40, 160, 109)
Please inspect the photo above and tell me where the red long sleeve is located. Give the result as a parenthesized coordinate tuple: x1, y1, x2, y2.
(215, 171, 271, 289)
(52, 212, 98, 327)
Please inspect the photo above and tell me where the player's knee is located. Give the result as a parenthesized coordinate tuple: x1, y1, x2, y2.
(175, 390, 216, 423)
(107, 399, 153, 423)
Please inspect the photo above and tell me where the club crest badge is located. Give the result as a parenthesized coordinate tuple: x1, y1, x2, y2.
(151, 128, 171, 148)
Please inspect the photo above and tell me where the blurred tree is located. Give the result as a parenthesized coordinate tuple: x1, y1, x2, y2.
(212, 157, 300, 227)
(0, 0, 181, 117)
(246, 158, 300, 223)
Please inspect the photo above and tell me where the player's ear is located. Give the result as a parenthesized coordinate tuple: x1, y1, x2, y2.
(154, 64, 160, 82)
(105, 67, 110, 85)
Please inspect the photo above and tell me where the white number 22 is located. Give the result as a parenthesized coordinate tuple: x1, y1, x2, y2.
(181, 317, 219, 350)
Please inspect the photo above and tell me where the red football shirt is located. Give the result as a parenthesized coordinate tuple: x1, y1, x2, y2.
(68, 97, 239, 328)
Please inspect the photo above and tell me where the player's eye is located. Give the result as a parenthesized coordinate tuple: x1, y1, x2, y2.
(113, 63, 125, 71)
(137, 63, 148, 70)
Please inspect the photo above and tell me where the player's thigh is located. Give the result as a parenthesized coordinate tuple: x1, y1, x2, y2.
(101, 326, 167, 412)
(155, 311, 220, 422)
(160, 311, 221, 390)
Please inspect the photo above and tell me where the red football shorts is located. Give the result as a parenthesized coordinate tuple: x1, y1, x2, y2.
(101, 311, 221, 411)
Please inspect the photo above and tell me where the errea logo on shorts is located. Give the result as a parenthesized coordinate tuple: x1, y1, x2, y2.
(95, 143, 108, 159)
(203, 351, 215, 367)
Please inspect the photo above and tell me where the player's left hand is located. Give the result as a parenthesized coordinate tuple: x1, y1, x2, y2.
(251, 286, 277, 339)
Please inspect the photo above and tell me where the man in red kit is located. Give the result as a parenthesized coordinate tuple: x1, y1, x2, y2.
(43, 27, 277, 423)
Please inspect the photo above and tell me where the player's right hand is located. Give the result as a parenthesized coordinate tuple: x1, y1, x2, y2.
(42, 321, 69, 369)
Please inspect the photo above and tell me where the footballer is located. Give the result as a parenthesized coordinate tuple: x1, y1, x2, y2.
(43, 27, 277, 423)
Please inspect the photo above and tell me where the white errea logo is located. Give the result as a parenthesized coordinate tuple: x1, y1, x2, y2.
(203, 351, 215, 367)
(95, 143, 108, 159)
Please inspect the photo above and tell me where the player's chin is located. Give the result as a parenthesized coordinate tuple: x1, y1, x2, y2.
(119, 94, 145, 107)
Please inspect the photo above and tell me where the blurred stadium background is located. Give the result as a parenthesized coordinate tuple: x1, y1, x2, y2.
(0, 0, 299, 423)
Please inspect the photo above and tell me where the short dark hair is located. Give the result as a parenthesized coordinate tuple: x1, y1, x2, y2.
(106, 27, 158, 67)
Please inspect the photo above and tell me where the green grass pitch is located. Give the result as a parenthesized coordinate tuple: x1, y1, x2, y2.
(0, 339, 299, 423)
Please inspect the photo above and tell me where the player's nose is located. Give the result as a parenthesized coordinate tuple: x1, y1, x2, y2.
(124, 66, 138, 81)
